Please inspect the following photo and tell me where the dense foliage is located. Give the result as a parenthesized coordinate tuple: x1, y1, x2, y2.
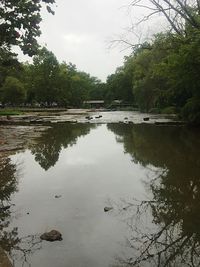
(0, 47, 106, 107)
(0, 0, 55, 56)
(106, 29, 200, 123)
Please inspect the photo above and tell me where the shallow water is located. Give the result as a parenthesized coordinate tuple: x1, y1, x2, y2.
(1, 123, 200, 267)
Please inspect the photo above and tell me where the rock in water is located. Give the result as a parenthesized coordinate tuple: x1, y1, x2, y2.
(104, 207, 113, 212)
(143, 117, 150, 121)
(40, 230, 62, 242)
(55, 195, 62, 198)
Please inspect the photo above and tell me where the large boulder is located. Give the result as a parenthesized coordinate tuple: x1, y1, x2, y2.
(40, 230, 62, 242)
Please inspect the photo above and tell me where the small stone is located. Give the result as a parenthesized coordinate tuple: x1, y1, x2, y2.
(55, 195, 62, 198)
(95, 115, 102, 119)
(85, 116, 92, 120)
(6, 115, 11, 120)
(40, 230, 62, 242)
(104, 207, 113, 212)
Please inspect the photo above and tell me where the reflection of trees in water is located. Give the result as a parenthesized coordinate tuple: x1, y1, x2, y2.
(0, 156, 41, 266)
(0, 123, 96, 265)
(0, 157, 18, 204)
(10, 234, 42, 267)
(108, 124, 200, 267)
(0, 156, 19, 252)
(108, 124, 200, 172)
(30, 123, 96, 170)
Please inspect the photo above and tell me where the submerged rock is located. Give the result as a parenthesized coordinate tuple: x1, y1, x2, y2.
(40, 230, 62, 242)
(104, 207, 113, 212)
(85, 116, 93, 120)
(95, 115, 102, 119)
(55, 195, 62, 198)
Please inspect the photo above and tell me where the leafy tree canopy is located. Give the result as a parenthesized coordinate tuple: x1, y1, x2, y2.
(1, 76, 26, 104)
(0, 0, 55, 56)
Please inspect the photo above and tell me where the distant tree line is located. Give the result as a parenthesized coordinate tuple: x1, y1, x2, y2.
(0, 47, 107, 107)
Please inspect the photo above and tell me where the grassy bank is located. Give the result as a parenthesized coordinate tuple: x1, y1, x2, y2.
(0, 109, 23, 116)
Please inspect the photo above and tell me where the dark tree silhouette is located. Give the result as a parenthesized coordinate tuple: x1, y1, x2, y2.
(30, 123, 96, 170)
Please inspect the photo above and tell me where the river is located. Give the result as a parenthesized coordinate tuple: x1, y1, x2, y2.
(0, 121, 200, 267)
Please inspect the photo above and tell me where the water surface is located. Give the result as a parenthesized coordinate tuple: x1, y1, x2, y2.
(1, 123, 200, 267)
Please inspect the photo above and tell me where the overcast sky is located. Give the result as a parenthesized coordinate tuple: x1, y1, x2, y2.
(35, 0, 133, 82)
(19, 0, 166, 82)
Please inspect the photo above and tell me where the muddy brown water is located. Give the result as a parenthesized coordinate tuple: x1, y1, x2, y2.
(1, 122, 200, 267)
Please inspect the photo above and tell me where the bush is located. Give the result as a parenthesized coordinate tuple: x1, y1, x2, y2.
(181, 97, 200, 124)
(0, 109, 22, 116)
(161, 106, 177, 114)
(149, 108, 161, 114)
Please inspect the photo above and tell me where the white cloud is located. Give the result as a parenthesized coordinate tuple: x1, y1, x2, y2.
(62, 33, 90, 45)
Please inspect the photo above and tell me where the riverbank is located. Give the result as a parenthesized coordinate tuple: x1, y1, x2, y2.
(0, 125, 50, 154)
